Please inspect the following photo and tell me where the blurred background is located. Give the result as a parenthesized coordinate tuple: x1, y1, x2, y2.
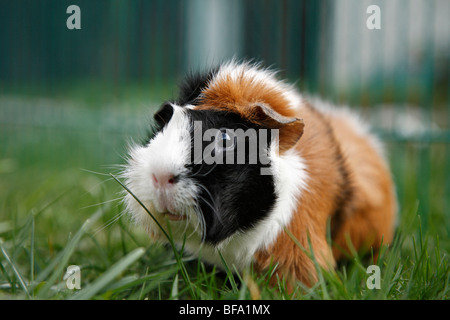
(0, 0, 448, 243)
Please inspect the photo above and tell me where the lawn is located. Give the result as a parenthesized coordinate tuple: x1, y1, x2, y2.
(0, 86, 448, 300)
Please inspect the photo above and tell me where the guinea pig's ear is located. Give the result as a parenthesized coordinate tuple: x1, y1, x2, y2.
(154, 102, 174, 129)
(252, 103, 304, 152)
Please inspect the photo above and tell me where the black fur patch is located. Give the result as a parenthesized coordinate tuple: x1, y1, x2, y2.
(154, 102, 174, 130)
(143, 102, 174, 145)
(144, 68, 218, 145)
(176, 67, 218, 106)
(184, 109, 277, 245)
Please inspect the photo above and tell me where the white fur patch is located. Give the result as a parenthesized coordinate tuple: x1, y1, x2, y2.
(123, 105, 200, 237)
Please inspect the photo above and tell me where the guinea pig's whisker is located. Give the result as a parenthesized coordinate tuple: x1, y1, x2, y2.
(80, 197, 122, 210)
(196, 185, 224, 227)
(193, 202, 207, 241)
(185, 210, 198, 239)
(186, 161, 219, 179)
(194, 205, 206, 239)
(80, 168, 111, 177)
(101, 164, 127, 175)
(195, 163, 218, 177)
(93, 209, 127, 236)
(181, 207, 192, 236)
(186, 162, 206, 178)
(182, 186, 206, 240)
(197, 184, 218, 208)
(197, 195, 216, 214)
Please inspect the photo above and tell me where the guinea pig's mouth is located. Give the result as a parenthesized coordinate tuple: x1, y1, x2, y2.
(163, 211, 187, 221)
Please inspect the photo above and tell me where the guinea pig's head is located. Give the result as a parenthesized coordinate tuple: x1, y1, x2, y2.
(123, 61, 305, 248)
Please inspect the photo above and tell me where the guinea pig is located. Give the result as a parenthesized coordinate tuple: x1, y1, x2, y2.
(123, 61, 397, 287)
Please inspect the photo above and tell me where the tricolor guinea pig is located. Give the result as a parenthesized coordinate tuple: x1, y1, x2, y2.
(123, 61, 397, 286)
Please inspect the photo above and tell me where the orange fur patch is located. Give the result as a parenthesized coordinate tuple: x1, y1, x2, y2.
(195, 67, 297, 118)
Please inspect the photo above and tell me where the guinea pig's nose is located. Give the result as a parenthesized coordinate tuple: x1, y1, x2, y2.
(152, 172, 178, 188)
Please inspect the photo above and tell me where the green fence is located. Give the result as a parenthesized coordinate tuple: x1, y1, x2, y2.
(1, 0, 449, 232)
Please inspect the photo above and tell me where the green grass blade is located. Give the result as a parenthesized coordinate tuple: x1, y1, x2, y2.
(0, 242, 32, 299)
(70, 247, 145, 300)
(283, 227, 330, 299)
(33, 207, 104, 297)
(110, 173, 197, 299)
(138, 267, 150, 300)
(109, 174, 171, 242)
(30, 211, 35, 298)
(170, 273, 179, 300)
(217, 250, 239, 293)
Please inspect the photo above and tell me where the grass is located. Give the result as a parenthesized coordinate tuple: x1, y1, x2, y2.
(0, 93, 448, 300)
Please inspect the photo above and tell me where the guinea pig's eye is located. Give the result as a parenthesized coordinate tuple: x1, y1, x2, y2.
(215, 128, 236, 153)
